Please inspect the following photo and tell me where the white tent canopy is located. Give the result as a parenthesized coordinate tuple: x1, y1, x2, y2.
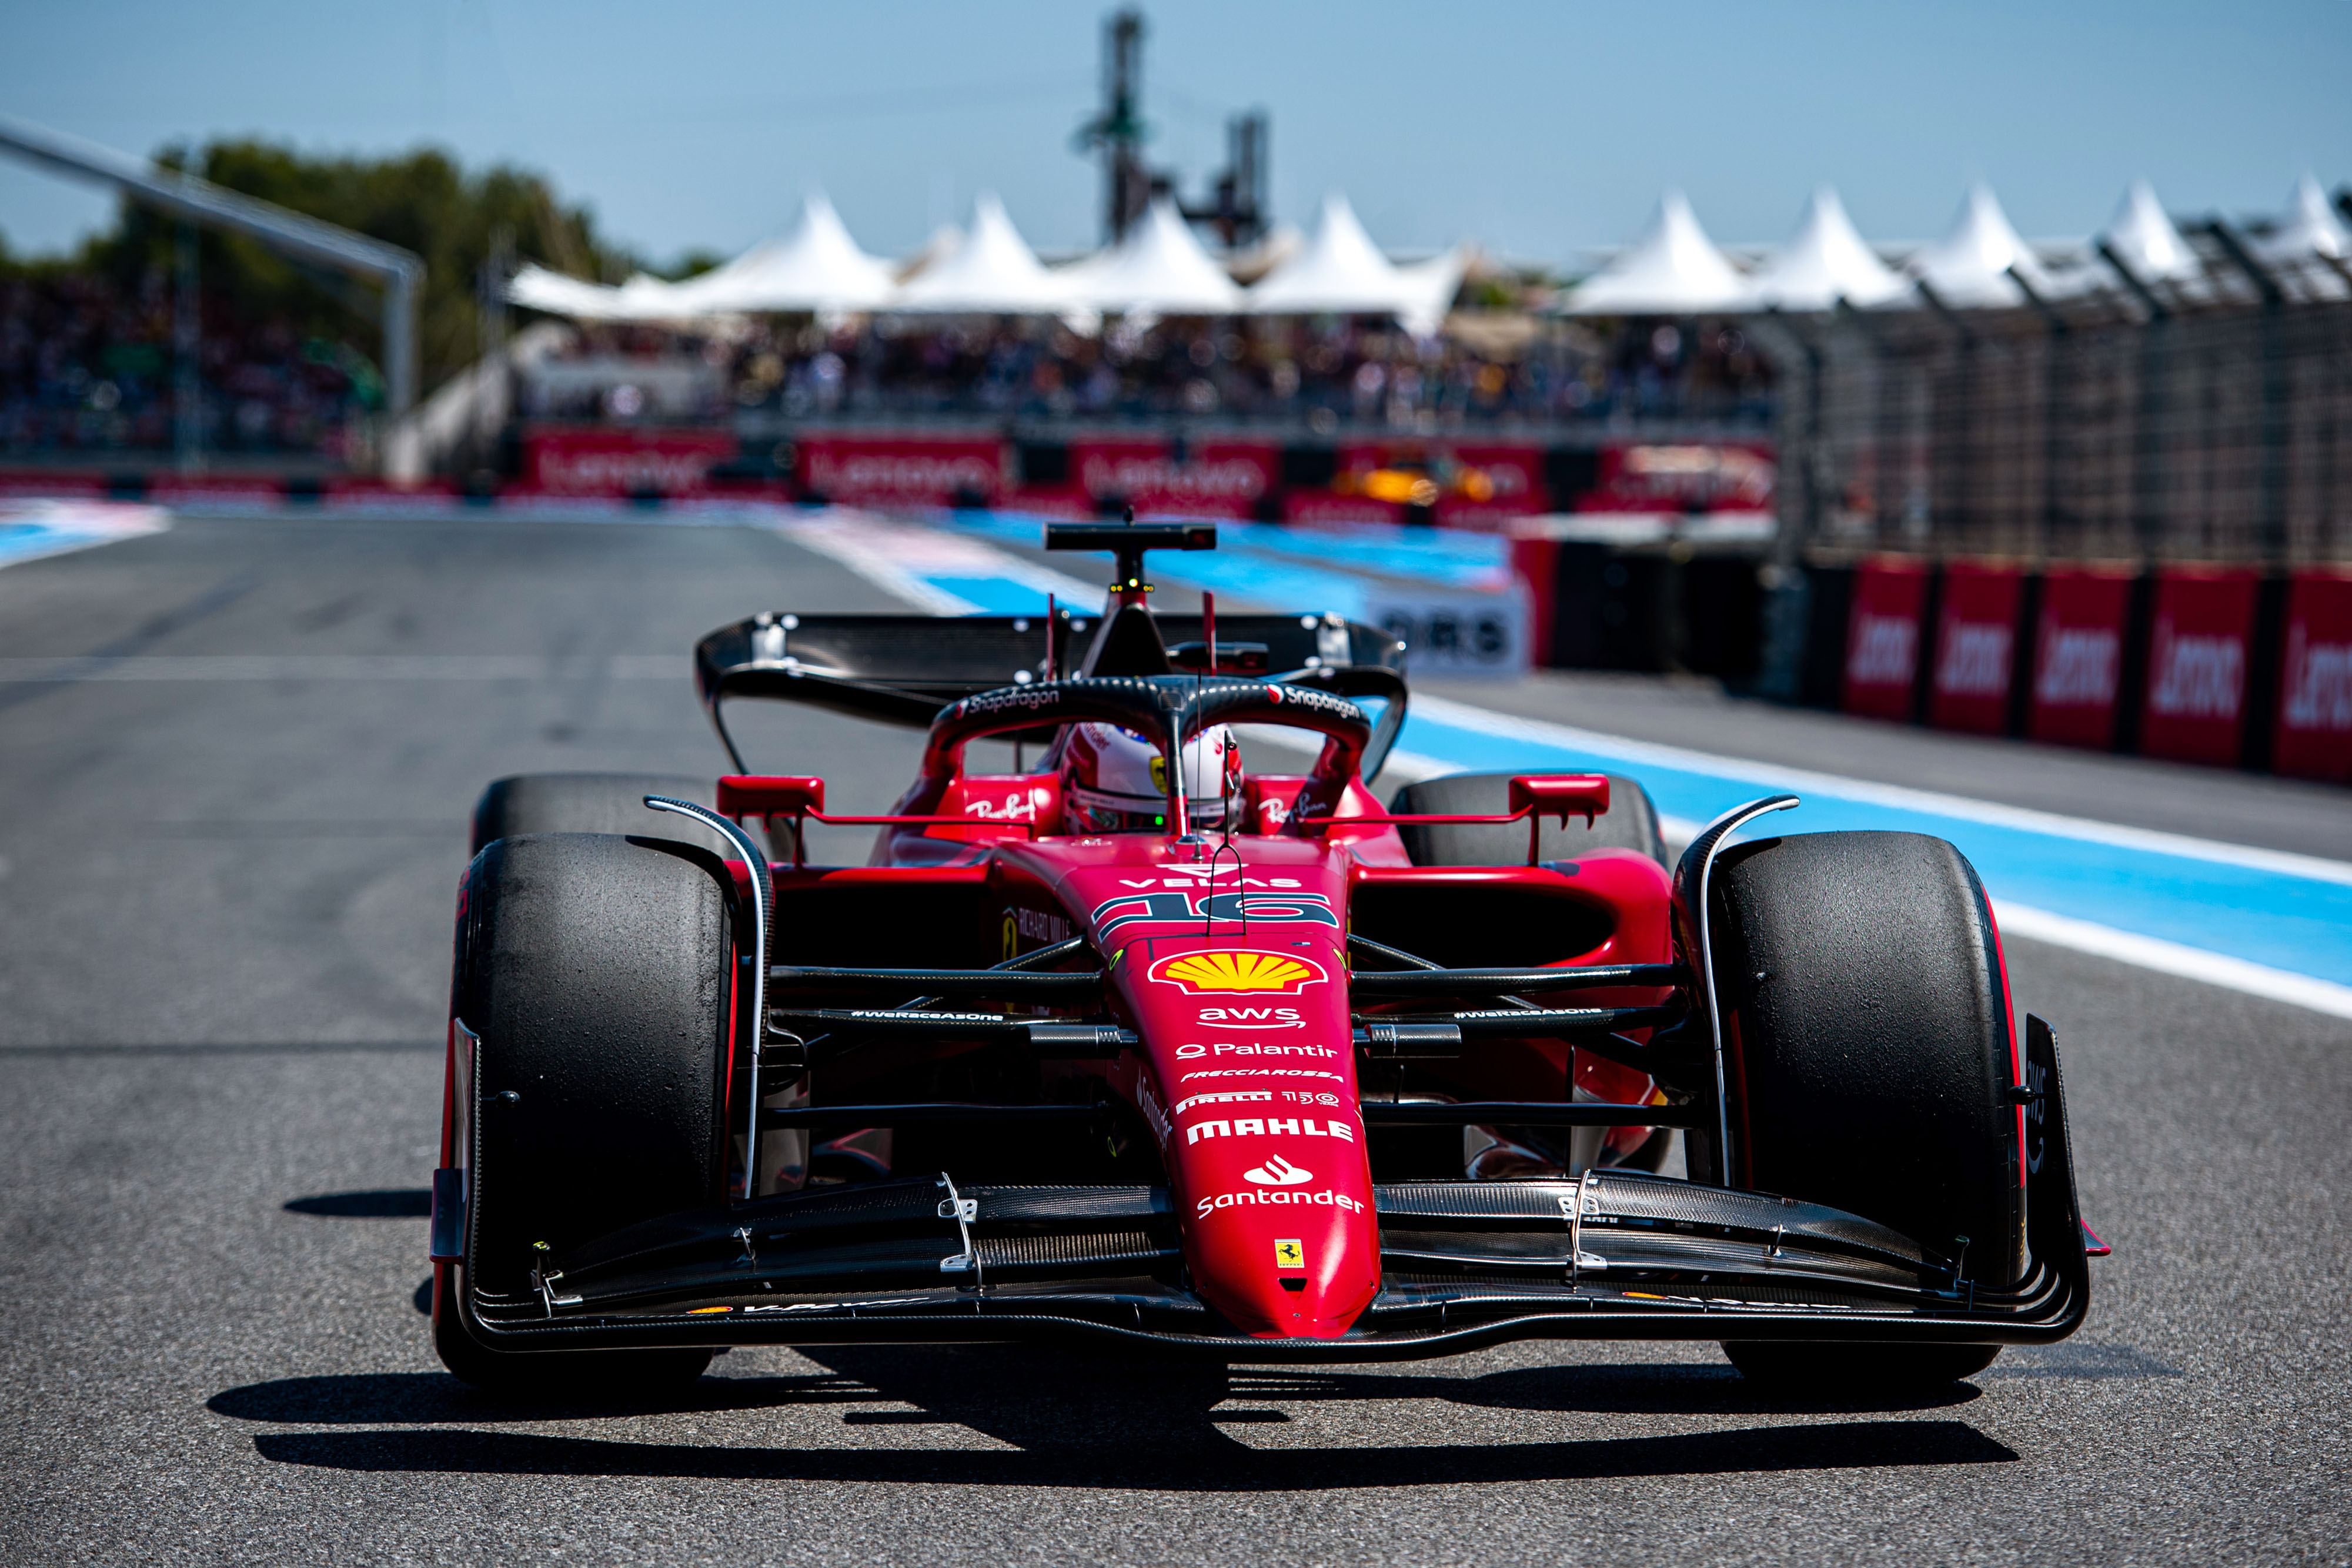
(2101, 179, 2198, 281)
(1247, 194, 1465, 332)
(1061, 196, 1241, 315)
(1745, 186, 1910, 310)
(1908, 183, 2049, 307)
(889, 192, 1069, 314)
(666, 192, 897, 314)
(1565, 190, 1750, 315)
(506, 263, 636, 319)
(2263, 172, 2350, 262)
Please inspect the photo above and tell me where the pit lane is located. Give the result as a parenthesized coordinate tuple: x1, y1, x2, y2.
(0, 511, 2344, 1565)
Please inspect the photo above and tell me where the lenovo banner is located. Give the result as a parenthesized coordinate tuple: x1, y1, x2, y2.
(1070, 439, 1276, 519)
(799, 434, 1005, 506)
(526, 425, 737, 496)
(1581, 442, 1776, 514)
(1842, 560, 1930, 721)
(1927, 563, 2024, 735)
(2139, 569, 2259, 766)
(2273, 570, 2352, 783)
(2026, 570, 2134, 749)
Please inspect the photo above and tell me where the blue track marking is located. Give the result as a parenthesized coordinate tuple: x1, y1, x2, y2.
(1218, 519, 1509, 590)
(0, 503, 170, 569)
(923, 576, 1062, 614)
(807, 511, 2352, 1015)
(1397, 697, 2352, 995)
(942, 510, 1494, 610)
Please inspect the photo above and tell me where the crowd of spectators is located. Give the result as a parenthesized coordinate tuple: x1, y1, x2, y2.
(4, 263, 1773, 470)
(0, 268, 379, 462)
(530, 313, 1775, 433)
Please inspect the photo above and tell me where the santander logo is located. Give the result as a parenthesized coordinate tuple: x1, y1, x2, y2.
(1244, 1155, 1315, 1186)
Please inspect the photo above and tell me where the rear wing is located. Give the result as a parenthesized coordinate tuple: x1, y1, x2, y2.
(693, 610, 1409, 774)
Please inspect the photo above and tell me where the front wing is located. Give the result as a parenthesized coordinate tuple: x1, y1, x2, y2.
(452, 1034, 2090, 1363)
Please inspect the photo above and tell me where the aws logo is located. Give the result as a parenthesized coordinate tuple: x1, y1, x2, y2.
(1148, 950, 1328, 995)
(1197, 1004, 1305, 1029)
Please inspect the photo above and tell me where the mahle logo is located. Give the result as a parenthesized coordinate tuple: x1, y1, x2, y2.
(1148, 950, 1328, 995)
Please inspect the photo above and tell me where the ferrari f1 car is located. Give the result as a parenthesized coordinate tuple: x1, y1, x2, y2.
(432, 519, 2095, 1393)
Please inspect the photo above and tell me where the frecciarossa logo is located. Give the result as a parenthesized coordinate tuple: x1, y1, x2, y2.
(1093, 891, 1337, 939)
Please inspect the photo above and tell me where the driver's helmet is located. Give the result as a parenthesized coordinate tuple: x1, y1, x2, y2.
(1061, 722, 1238, 833)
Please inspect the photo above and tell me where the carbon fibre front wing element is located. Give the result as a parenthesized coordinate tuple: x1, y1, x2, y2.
(451, 1024, 2089, 1362)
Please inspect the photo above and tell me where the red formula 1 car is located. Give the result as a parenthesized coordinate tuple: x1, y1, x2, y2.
(430, 520, 2093, 1393)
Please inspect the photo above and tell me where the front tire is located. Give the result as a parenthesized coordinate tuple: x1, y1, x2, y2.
(1708, 830, 2022, 1389)
(439, 831, 735, 1396)
(470, 771, 746, 858)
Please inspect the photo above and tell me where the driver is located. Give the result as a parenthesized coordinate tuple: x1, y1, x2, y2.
(1060, 721, 1240, 833)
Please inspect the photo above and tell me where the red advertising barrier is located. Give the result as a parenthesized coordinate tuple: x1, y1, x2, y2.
(799, 433, 1005, 506)
(1841, 560, 1930, 720)
(146, 473, 299, 507)
(527, 424, 737, 497)
(1070, 439, 1275, 519)
(1511, 536, 1560, 663)
(2026, 569, 2133, 748)
(1579, 441, 1776, 513)
(0, 470, 107, 499)
(1448, 443, 1546, 516)
(2273, 570, 2352, 783)
(2139, 569, 2260, 767)
(1927, 563, 2024, 735)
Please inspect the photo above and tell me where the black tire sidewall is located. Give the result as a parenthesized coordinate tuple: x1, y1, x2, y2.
(455, 832, 735, 1302)
(1710, 830, 2024, 1286)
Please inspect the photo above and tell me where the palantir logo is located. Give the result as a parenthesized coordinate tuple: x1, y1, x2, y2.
(1243, 1155, 1314, 1186)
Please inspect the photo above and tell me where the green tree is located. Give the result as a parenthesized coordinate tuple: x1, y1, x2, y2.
(65, 139, 637, 396)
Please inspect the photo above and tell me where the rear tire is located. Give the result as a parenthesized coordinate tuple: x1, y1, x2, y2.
(439, 831, 734, 1396)
(1388, 771, 1666, 868)
(1709, 830, 2022, 1388)
(471, 771, 746, 859)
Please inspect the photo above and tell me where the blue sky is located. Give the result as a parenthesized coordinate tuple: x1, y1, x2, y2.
(1, 0, 2344, 268)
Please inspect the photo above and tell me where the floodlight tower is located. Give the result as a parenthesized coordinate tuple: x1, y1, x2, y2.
(1076, 9, 1152, 245)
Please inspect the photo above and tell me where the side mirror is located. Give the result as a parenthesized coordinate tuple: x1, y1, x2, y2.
(717, 775, 826, 820)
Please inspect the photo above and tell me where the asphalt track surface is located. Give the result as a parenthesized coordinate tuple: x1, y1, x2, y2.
(2, 512, 2347, 1565)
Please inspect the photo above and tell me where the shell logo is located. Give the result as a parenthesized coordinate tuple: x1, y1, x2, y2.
(1148, 950, 1328, 995)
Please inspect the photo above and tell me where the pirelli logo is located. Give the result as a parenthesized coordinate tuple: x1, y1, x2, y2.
(1185, 1117, 1355, 1145)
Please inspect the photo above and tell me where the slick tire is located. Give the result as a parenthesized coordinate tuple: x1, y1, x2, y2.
(1708, 830, 2022, 1389)
(1387, 771, 1666, 868)
(470, 771, 761, 860)
(438, 831, 733, 1396)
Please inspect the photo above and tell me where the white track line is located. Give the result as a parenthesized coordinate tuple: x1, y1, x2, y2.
(773, 509, 1100, 616)
(1992, 902, 2352, 1019)
(743, 513, 2352, 1021)
(1264, 724, 2352, 1020)
(1412, 693, 2352, 890)
(0, 655, 686, 682)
